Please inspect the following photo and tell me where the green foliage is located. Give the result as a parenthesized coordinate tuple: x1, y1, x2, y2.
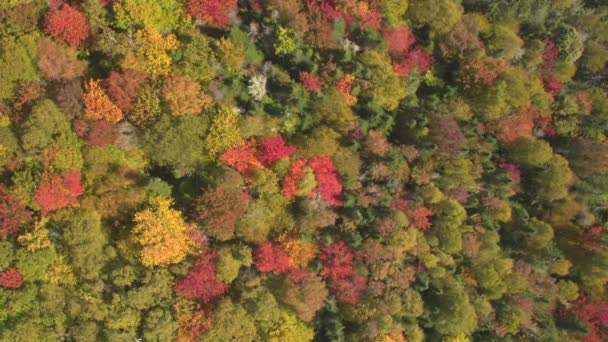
(0, 33, 39, 99)
(113, 0, 186, 31)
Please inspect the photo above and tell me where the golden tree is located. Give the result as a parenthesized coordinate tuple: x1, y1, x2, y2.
(83, 79, 123, 123)
(131, 196, 193, 267)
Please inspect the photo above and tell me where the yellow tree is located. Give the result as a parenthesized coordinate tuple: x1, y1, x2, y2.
(131, 196, 193, 267)
(122, 28, 179, 78)
(204, 105, 242, 159)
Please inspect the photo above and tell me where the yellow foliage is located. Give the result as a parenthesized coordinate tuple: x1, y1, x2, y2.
(279, 235, 318, 268)
(46, 259, 76, 286)
(17, 218, 51, 252)
(131, 196, 193, 267)
(204, 105, 242, 159)
(122, 28, 179, 77)
(215, 38, 245, 75)
(443, 334, 470, 342)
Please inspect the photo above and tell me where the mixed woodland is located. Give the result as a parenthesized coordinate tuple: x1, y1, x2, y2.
(1, 0, 608, 341)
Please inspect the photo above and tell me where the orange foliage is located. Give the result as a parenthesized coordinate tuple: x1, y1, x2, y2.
(83, 79, 123, 123)
(279, 235, 319, 268)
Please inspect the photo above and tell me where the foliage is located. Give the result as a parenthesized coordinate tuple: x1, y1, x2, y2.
(187, 0, 237, 29)
(44, 4, 89, 47)
(204, 105, 242, 159)
(175, 251, 227, 302)
(83, 79, 123, 123)
(131, 196, 193, 266)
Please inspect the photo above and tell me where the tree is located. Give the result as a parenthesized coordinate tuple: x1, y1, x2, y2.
(204, 105, 242, 160)
(256, 135, 296, 166)
(359, 51, 407, 111)
(113, 0, 184, 32)
(275, 275, 328, 322)
(320, 241, 354, 280)
(408, 206, 433, 230)
(330, 275, 368, 305)
(121, 28, 179, 78)
(38, 37, 86, 81)
(83, 79, 123, 123)
(529, 154, 573, 201)
(86, 120, 117, 147)
(0, 268, 23, 289)
(220, 140, 264, 174)
(255, 242, 291, 273)
(506, 137, 553, 167)
(194, 186, 249, 241)
(187, 0, 237, 29)
(0, 33, 40, 99)
(299, 72, 323, 93)
(131, 196, 193, 266)
(0, 184, 32, 239)
(379, 0, 409, 26)
(162, 75, 210, 116)
(44, 4, 89, 47)
(203, 298, 258, 341)
(105, 70, 145, 114)
(428, 280, 478, 336)
(34, 171, 84, 216)
(407, 0, 463, 36)
(383, 24, 416, 58)
(175, 251, 227, 303)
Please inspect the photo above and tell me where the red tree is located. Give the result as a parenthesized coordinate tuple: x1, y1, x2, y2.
(220, 140, 263, 174)
(309, 156, 342, 206)
(256, 135, 296, 166)
(330, 275, 367, 304)
(320, 241, 353, 280)
(299, 72, 323, 93)
(573, 295, 608, 342)
(175, 251, 227, 303)
(0, 185, 32, 239)
(34, 171, 84, 216)
(383, 24, 416, 58)
(194, 186, 249, 241)
(544, 76, 562, 96)
(282, 160, 308, 200)
(44, 4, 89, 47)
(255, 243, 291, 273)
(0, 268, 23, 289)
(105, 70, 145, 113)
(392, 47, 433, 77)
(578, 226, 606, 252)
(498, 161, 522, 182)
(408, 206, 433, 230)
(86, 120, 117, 147)
(187, 0, 238, 29)
(542, 39, 559, 75)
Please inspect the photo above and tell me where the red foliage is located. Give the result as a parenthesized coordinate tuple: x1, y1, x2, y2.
(86, 120, 117, 147)
(498, 161, 521, 181)
(0, 268, 23, 289)
(0, 185, 32, 239)
(335, 74, 357, 105)
(383, 24, 416, 58)
(536, 113, 557, 137)
(105, 70, 145, 113)
(573, 295, 608, 342)
(358, 7, 381, 30)
(34, 171, 84, 216)
(320, 241, 353, 280)
(187, 0, 237, 29)
(286, 267, 311, 283)
(255, 243, 291, 273)
(282, 160, 308, 200)
(392, 47, 434, 76)
(299, 72, 323, 93)
(408, 206, 433, 230)
(175, 251, 227, 303)
(459, 56, 507, 87)
(496, 105, 537, 143)
(542, 39, 559, 75)
(220, 140, 263, 174)
(256, 135, 296, 166)
(309, 156, 342, 206)
(578, 226, 606, 252)
(44, 4, 89, 47)
(544, 77, 562, 97)
(73, 119, 88, 138)
(330, 275, 367, 304)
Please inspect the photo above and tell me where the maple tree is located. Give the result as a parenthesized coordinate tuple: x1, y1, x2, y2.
(220, 140, 263, 174)
(0, 184, 32, 239)
(131, 196, 193, 267)
(330, 275, 367, 304)
(408, 206, 433, 230)
(255, 242, 291, 273)
(308, 156, 343, 206)
(105, 70, 145, 114)
(86, 120, 117, 147)
(83, 79, 123, 123)
(573, 295, 608, 342)
(299, 71, 323, 93)
(383, 24, 416, 58)
(320, 241, 354, 280)
(279, 235, 318, 268)
(0, 268, 23, 289)
(187, 0, 237, 29)
(38, 37, 86, 81)
(255, 135, 296, 166)
(175, 251, 227, 303)
(44, 4, 89, 47)
(34, 171, 84, 216)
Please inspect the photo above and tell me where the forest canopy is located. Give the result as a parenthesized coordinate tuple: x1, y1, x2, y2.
(0, 0, 608, 341)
